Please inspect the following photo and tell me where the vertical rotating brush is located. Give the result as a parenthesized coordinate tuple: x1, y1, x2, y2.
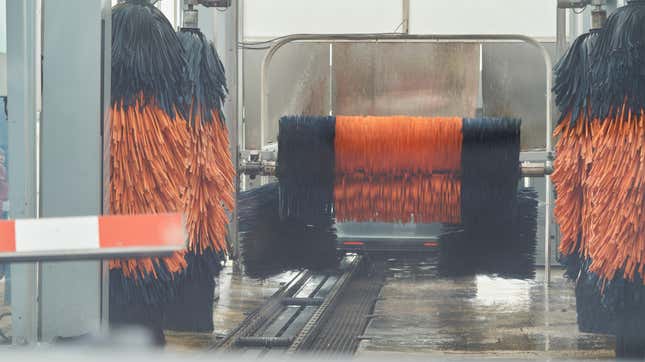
(163, 27, 235, 332)
(277, 116, 336, 222)
(238, 115, 338, 279)
(553, 1, 645, 357)
(552, 29, 599, 280)
(108, 0, 189, 345)
(441, 118, 535, 279)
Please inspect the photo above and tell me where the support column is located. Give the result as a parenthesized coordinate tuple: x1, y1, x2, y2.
(7, 0, 40, 345)
(38, 0, 110, 341)
(216, 0, 242, 268)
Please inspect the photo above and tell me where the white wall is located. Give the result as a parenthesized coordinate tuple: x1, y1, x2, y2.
(0, 0, 5, 95)
(244, 0, 559, 40)
(111, 0, 180, 27)
(410, 0, 557, 38)
(244, 0, 404, 39)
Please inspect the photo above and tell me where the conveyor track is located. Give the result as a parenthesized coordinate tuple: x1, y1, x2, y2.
(213, 254, 381, 355)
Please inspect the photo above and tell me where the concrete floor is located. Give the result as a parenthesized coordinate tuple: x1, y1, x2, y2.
(1, 260, 617, 358)
(356, 256, 614, 359)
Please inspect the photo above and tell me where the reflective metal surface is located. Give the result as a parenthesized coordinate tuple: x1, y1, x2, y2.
(482, 42, 557, 150)
(332, 43, 479, 117)
(243, 43, 331, 149)
(481, 42, 558, 269)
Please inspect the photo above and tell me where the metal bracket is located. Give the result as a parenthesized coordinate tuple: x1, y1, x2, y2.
(557, 0, 591, 8)
(239, 148, 276, 179)
(183, 0, 199, 29)
(558, 0, 608, 28)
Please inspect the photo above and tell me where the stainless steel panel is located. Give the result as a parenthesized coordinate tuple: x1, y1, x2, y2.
(330, 42, 479, 241)
(243, 43, 331, 149)
(482, 42, 557, 150)
(332, 43, 480, 117)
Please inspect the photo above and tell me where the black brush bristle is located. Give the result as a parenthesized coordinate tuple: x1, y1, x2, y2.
(111, 0, 188, 116)
(461, 118, 521, 235)
(239, 183, 339, 279)
(277, 116, 336, 221)
(177, 29, 228, 125)
(553, 31, 599, 126)
(109, 262, 183, 306)
(590, 2, 645, 119)
(575, 258, 645, 338)
(439, 186, 538, 280)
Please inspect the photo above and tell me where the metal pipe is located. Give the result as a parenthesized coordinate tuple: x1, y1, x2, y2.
(240, 158, 551, 178)
(402, 0, 410, 34)
(557, 0, 590, 7)
(258, 33, 554, 283)
(556, 8, 568, 58)
(231, 0, 243, 267)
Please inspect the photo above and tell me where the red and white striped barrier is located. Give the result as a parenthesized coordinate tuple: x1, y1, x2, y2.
(0, 213, 186, 261)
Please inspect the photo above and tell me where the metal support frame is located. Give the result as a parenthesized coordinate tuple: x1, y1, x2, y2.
(38, 0, 111, 342)
(556, 8, 568, 58)
(215, 0, 242, 267)
(401, 0, 410, 34)
(8, 0, 111, 344)
(256, 33, 554, 283)
(7, 0, 41, 345)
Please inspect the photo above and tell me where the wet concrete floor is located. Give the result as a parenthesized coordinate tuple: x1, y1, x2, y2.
(165, 253, 616, 359)
(1, 257, 615, 358)
(356, 255, 614, 359)
(166, 265, 298, 352)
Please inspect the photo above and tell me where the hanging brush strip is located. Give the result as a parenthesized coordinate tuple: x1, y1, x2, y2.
(553, 31, 599, 127)
(112, 1, 188, 117)
(108, 97, 190, 304)
(178, 29, 228, 125)
(590, 2, 645, 120)
(183, 114, 235, 273)
(333, 173, 461, 224)
(277, 116, 336, 221)
(585, 111, 645, 284)
(334, 116, 463, 175)
(552, 116, 594, 260)
(460, 117, 521, 232)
